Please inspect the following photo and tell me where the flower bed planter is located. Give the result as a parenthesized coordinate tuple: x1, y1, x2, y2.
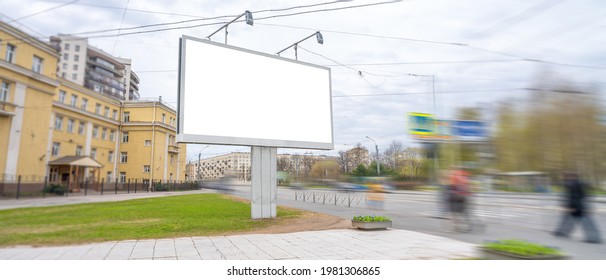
(480, 239, 567, 260)
(480, 248, 567, 260)
(351, 220, 392, 230)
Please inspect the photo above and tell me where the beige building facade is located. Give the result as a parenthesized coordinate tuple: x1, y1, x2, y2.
(0, 19, 186, 191)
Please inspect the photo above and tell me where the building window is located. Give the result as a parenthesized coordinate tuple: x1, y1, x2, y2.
(75, 45, 80, 52)
(95, 103, 101, 114)
(169, 135, 175, 146)
(73, 64, 78, 71)
(108, 151, 114, 162)
(122, 132, 129, 143)
(144, 140, 151, 146)
(5, 44, 15, 63)
(123, 111, 130, 122)
(75, 145, 82, 156)
(52, 142, 60, 156)
(143, 165, 151, 173)
(106, 171, 112, 183)
(81, 98, 87, 110)
(70, 94, 77, 107)
(92, 125, 98, 138)
(74, 54, 79, 62)
(78, 121, 85, 135)
(109, 130, 115, 141)
(119, 172, 126, 183)
(112, 109, 117, 120)
(63, 53, 68, 60)
(162, 113, 166, 123)
(104, 106, 109, 117)
(120, 152, 128, 163)
(90, 148, 97, 160)
(54, 116, 63, 131)
(58, 90, 66, 103)
(64, 43, 70, 51)
(72, 73, 77, 80)
(170, 155, 175, 165)
(32, 55, 43, 73)
(101, 127, 107, 140)
(0, 81, 9, 102)
(67, 119, 74, 133)
(61, 73, 66, 78)
(62, 63, 67, 70)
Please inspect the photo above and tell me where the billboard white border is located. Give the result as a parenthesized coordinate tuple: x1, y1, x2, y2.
(177, 35, 334, 150)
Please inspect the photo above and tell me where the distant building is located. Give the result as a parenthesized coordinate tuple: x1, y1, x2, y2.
(186, 152, 339, 182)
(344, 145, 370, 172)
(278, 153, 339, 180)
(50, 34, 140, 101)
(190, 152, 251, 181)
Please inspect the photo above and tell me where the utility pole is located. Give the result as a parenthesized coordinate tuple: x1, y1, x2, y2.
(197, 153, 201, 181)
(366, 136, 380, 176)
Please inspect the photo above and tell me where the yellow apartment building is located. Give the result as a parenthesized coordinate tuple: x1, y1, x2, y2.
(1, 20, 59, 182)
(120, 100, 186, 188)
(1, 19, 186, 192)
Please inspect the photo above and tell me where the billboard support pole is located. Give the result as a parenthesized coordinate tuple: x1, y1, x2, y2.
(251, 146, 277, 219)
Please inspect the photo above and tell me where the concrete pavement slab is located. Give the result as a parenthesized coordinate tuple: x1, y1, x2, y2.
(0, 228, 479, 260)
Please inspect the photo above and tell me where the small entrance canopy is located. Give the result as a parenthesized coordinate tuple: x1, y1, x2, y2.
(49, 156, 104, 192)
(49, 156, 104, 168)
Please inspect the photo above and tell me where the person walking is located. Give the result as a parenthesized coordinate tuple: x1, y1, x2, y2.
(448, 168, 472, 232)
(553, 172, 602, 244)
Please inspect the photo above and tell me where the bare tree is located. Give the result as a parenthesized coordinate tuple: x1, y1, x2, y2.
(301, 153, 317, 179)
(338, 150, 348, 173)
(277, 157, 290, 172)
(383, 140, 404, 171)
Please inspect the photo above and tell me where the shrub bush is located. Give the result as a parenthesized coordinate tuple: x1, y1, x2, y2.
(352, 215, 391, 222)
(43, 184, 66, 195)
(482, 239, 562, 257)
(153, 183, 169, 192)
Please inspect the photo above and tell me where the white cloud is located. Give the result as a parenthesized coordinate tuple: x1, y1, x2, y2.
(3, 0, 605, 158)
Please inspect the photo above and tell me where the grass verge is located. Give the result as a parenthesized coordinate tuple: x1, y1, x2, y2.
(0, 193, 301, 247)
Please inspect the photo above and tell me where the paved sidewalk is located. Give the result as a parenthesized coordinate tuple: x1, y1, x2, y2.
(0, 190, 479, 260)
(0, 229, 478, 260)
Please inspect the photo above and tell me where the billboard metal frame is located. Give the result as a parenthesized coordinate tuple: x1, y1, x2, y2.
(177, 35, 334, 150)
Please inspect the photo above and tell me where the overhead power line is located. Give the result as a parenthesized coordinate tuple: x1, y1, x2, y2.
(261, 22, 606, 71)
(10, 0, 79, 22)
(64, 1, 397, 37)
(332, 88, 526, 98)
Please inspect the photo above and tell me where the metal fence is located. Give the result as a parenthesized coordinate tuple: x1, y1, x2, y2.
(293, 190, 367, 208)
(0, 176, 200, 200)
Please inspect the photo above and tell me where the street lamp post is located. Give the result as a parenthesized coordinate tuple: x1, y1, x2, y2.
(276, 31, 323, 60)
(366, 136, 380, 176)
(206, 10, 253, 45)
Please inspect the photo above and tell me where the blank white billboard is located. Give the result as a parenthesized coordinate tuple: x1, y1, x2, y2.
(177, 36, 333, 150)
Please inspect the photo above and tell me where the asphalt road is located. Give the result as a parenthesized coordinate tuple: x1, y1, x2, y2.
(227, 185, 606, 260)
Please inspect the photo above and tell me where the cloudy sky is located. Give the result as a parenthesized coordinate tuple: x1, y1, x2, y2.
(2, 0, 605, 161)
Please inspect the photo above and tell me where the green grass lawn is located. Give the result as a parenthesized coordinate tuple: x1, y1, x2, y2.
(0, 193, 301, 247)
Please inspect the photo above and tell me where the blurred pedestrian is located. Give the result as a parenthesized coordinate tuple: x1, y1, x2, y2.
(448, 168, 472, 231)
(367, 178, 385, 210)
(553, 172, 602, 244)
(435, 170, 451, 219)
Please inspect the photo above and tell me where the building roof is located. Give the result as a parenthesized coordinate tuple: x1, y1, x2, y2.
(48, 156, 104, 168)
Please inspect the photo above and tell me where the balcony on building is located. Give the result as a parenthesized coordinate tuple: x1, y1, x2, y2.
(168, 145, 179, 154)
(128, 71, 140, 100)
